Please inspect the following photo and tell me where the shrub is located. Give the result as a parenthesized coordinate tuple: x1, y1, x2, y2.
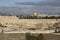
(26, 33, 31, 40)
(38, 33, 44, 40)
(26, 33, 38, 40)
(26, 33, 44, 40)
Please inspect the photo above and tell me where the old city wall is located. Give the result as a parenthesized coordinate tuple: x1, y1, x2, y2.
(0, 16, 60, 29)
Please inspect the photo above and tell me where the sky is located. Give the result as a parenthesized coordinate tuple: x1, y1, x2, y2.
(0, 0, 60, 14)
(0, 0, 60, 7)
(0, 0, 41, 2)
(0, 0, 42, 7)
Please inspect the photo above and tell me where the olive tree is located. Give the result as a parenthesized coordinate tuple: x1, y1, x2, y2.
(0, 23, 7, 33)
(26, 33, 44, 40)
(53, 22, 60, 33)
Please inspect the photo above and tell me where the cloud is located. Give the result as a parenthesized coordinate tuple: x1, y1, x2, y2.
(16, 0, 60, 7)
(40, 0, 60, 6)
(0, 0, 60, 15)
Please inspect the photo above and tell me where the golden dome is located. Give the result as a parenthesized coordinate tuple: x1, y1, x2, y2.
(33, 11, 38, 16)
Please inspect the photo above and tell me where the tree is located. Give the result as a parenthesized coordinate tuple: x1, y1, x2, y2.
(53, 22, 60, 33)
(49, 16, 56, 19)
(0, 23, 7, 33)
(26, 33, 38, 40)
(38, 33, 44, 40)
(26, 33, 44, 40)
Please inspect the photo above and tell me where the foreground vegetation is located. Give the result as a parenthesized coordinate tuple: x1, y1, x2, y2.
(26, 33, 44, 40)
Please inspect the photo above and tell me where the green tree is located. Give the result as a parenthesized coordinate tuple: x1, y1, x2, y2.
(53, 22, 60, 33)
(26, 33, 44, 40)
(38, 33, 44, 40)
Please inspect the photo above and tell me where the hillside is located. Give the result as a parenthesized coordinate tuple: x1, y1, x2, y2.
(0, 16, 60, 32)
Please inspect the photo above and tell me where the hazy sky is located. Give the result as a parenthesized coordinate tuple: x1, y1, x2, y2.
(0, 0, 42, 7)
(0, 0, 41, 2)
(0, 0, 60, 7)
(0, 0, 60, 14)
